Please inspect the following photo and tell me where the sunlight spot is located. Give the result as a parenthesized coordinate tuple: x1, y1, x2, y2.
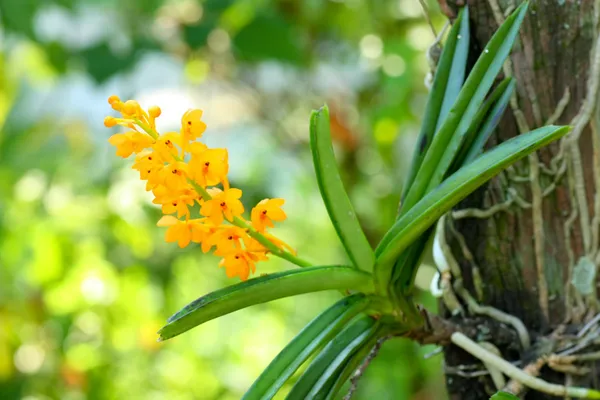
(395, 0, 423, 18)
(44, 184, 73, 215)
(75, 311, 102, 337)
(185, 59, 210, 84)
(383, 54, 406, 77)
(14, 344, 45, 374)
(80, 275, 107, 303)
(360, 34, 383, 59)
(374, 118, 398, 144)
(208, 29, 231, 53)
(407, 26, 433, 51)
(14, 170, 47, 202)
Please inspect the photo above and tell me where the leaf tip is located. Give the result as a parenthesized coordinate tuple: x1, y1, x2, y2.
(317, 104, 330, 117)
(460, 3, 469, 19)
(310, 105, 330, 128)
(516, 1, 530, 14)
(157, 325, 168, 337)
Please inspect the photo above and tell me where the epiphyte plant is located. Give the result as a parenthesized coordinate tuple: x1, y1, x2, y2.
(104, 3, 573, 398)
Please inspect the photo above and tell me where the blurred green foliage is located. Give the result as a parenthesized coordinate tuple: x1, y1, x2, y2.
(0, 0, 447, 398)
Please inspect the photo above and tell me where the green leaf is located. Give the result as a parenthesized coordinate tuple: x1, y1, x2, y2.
(399, 3, 528, 217)
(460, 79, 515, 166)
(401, 7, 470, 201)
(158, 266, 373, 341)
(324, 328, 386, 400)
(286, 315, 379, 400)
(451, 78, 514, 171)
(243, 294, 370, 400)
(376, 125, 570, 278)
(491, 392, 519, 400)
(436, 7, 471, 133)
(311, 106, 375, 272)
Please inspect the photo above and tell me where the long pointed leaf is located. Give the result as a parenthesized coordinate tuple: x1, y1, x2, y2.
(311, 106, 375, 271)
(461, 79, 515, 166)
(376, 125, 570, 279)
(399, 3, 528, 217)
(158, 266, 374, 341)
(286, 315, 379, 400)
(436, 6, 470, 132)
(401, 7, 470, 201)
(243, 294, 370, 400)
(387, 83, 514, 301)
(324, 328, 386, 400)
(451, 78, 514, 171)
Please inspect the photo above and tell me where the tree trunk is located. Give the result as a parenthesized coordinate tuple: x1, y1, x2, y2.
(438, 0, 600, 398)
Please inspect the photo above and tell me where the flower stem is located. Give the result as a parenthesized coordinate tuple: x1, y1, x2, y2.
(189, 179, 211, 200)
(133, 118, 159, 140)
(232, 217, 313, 268)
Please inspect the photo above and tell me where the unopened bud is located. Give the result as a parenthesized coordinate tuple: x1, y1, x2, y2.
(123, 100, 140, 116)
(104, 116, 117, 127)
(149, 106, 162, 118)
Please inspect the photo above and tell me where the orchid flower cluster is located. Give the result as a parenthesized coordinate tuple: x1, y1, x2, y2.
(104, 96, 299, 280)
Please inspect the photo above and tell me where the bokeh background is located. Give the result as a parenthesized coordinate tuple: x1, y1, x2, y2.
(0, 0, 448, 398)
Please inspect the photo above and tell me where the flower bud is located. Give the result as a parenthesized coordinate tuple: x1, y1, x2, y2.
(149, 106, 162, 118)
(123, 100, 140, 116)
(104, 116, 117, 127)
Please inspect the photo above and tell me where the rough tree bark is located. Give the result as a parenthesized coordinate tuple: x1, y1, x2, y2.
(437, 0, 600, 398)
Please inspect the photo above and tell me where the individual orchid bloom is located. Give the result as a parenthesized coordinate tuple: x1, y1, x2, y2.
(196, 221, 220, 253)
(152, 132, 181, 161)
(153, 186, 196, 218)
(107, 131, 154, 158)
(161, 199, 193, 219)
(188, 147, 229, 187)
(200, 188, 244, 225)
(218, 250, 259, 281)
(131, 150, 164, 183)
(243, 236, 267, 253)
(181, 109, 207, 143)
(158, 216, 207, 248)
(251, 198, 287, 232)
(159, 161, 190, 191)
(210, 226, 248, 254)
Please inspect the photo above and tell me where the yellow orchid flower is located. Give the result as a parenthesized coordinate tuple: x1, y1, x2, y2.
(200, 188, 244, 225)
(105, 96, 298, 280)
(157, 216, 206, 248)
(188, 147, 229, 188)
(218, 250, 259, 281)
(251, 198, 287, 232)
(107, 131, 154, 158)
(210, 226, 248, 254)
